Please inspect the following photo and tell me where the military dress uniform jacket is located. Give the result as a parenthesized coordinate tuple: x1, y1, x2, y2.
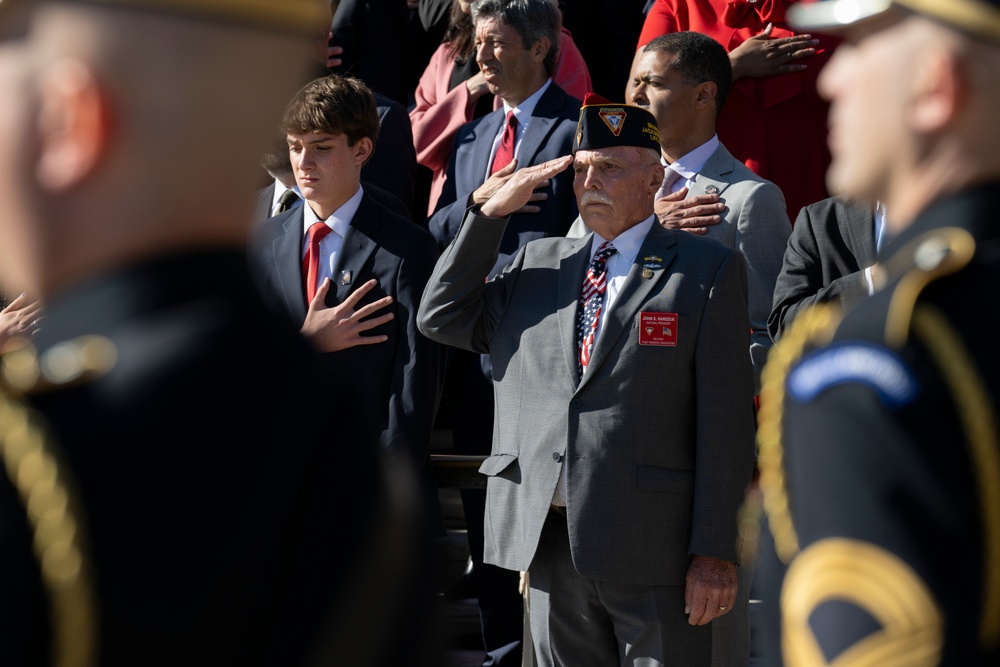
(0, 251, 393, 666)
(418, 210, 757, 585)
(756, 182, 1000, 665)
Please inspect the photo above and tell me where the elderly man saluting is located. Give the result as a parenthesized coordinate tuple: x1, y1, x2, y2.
(418, 94, 757, 666)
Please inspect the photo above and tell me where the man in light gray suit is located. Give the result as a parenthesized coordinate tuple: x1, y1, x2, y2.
(418, 96, 756, 666)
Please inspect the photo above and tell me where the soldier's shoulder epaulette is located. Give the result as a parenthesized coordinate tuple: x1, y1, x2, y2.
(1, 335, 117, 396)
(877, 226, 976, 348)
(0, 338, 108, 667)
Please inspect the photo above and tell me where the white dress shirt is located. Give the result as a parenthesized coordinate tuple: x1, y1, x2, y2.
(301, 185, 364, 291)
(660, 134, 721, 196)
(270, 178, 302, 216)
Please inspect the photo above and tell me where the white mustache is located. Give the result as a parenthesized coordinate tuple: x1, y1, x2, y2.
(580, 191, 613, 206)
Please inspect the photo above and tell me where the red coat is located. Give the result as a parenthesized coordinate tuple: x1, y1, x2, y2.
(638, 0, 839, 222)
(410, 27, 592, 217)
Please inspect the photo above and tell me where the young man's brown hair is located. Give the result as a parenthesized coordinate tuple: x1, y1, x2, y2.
(282, 74, 380, 163)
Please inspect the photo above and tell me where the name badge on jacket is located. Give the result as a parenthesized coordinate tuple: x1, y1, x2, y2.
(639, 312, 678, 347)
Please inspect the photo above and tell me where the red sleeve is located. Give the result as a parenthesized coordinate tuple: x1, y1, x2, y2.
(637, 0, 681, 48)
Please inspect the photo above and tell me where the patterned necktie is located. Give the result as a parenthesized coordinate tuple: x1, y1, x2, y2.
(655, 167, 684, 201)
(302, 222, 333, 305)
(576, 241, 617, 377)
(274, 189, 300, 216)
(490, 110, 518, 175)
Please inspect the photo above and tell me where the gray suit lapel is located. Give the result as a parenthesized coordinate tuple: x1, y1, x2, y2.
(843, 201, 878, 268)
(687, 143, 736, 199)
(581, 227, 679, 388)
(557, 235, 597, 383)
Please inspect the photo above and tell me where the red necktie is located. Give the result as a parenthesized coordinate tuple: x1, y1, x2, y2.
(490, 110, 518, 175)
(576, 241, 617, 378)
(302, 222, 333, 304)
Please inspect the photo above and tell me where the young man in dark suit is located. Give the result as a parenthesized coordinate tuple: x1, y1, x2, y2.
(246, 74, 445, 543)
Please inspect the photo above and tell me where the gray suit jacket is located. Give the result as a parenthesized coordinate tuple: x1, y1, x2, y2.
(418, 211, 756, 585)
(569, 143, 789, 390)
(768, 195, 877, 342)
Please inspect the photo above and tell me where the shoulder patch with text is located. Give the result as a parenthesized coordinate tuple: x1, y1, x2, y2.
(787, 342, 919, 408)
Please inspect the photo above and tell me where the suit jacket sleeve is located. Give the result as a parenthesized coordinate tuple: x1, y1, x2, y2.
(690, 248, 757, 560)
(383, 227, 445, 467)
(731, 179, 791, 389)
(417, 210, 514, 352)
(426, 130, 474, 250)
(768, 202, 868, 343)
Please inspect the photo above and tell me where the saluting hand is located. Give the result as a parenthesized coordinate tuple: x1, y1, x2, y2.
(300, 278, 394, 353)
(479, 155, 574, 219)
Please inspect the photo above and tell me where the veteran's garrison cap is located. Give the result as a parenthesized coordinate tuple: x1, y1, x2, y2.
(573, 92, 661, 154)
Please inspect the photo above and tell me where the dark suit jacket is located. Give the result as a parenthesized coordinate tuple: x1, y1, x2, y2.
(419, 213, 757, 584)
(246, 191, 445, 536)
(768, 195, 877, 342)
(428, 82, 582, 277)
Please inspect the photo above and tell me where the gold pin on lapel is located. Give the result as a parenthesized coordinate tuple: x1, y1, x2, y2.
(642, 268, 654, 279)
(340, 270, 352, 286)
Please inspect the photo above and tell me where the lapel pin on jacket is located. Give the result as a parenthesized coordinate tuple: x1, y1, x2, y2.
(340, 270, 353, 286)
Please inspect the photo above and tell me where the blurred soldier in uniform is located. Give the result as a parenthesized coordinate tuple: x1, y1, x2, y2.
(0, 1, 430, 665)
(754, 0, 1000, 665)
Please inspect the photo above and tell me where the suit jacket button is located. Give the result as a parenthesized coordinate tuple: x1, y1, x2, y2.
(552, 452, 563, 463)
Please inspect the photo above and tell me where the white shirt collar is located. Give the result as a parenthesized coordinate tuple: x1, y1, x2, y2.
(663, 134, 720, 182)
(502, 78, 552, 124)
(589, 215, 656, 265)
(302, 184, 364, 238)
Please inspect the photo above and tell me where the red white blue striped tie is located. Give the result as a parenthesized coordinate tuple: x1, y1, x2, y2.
(577, 241, 617, 377)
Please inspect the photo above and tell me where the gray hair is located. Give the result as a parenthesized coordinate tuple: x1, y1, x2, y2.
(471, 0, 562, 77)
